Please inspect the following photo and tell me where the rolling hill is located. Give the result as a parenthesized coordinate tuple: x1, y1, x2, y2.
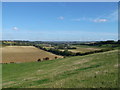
(2, 50, 118, 88)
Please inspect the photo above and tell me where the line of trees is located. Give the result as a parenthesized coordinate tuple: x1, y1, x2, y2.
(33, 45, 114, 57)
(80, 40, 120, 47)
(33, 45, 75, 56)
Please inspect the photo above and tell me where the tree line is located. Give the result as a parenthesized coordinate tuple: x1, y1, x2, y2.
(33, 45, 114, 57)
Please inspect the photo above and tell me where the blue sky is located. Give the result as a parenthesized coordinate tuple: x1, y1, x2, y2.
(2, 2, 118, 41)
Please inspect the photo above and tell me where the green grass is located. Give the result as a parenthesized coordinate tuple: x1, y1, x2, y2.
(71, 45, 101, 48)
(2, 50, 118, 88)
(59, 45, 102, 53)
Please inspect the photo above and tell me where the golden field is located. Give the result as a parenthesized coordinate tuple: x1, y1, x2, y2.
(1, 46, 63, 63)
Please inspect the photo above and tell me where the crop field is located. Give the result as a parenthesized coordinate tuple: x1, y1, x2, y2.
(68, 47, 101, 53)
(59, 45, 102, 53)
(2, 50, 118, 88)
(1, 46, 63, 63)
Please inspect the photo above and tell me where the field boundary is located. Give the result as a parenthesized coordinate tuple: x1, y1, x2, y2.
(33, 45, 115, 57)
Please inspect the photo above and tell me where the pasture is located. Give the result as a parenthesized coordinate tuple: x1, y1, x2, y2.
(2, 46, 63, 63)
(2, 50, 118, 88)
(59, 45, 101, 53)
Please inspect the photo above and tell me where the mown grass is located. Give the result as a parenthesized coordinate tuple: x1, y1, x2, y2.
(2, 50, 118, 88)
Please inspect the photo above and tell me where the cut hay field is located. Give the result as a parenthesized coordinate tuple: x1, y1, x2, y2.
(59, 45, 101, 53)
(1, 46, 63, 63)
(2, 50, 118, 88)
(68, 47, 101, 53)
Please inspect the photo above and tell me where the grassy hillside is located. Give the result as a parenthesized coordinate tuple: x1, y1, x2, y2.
(2, 50, 118, 88)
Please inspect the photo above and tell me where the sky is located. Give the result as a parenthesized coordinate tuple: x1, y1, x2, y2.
(2, 0, 120, 2)
(2, 2, 118, 41)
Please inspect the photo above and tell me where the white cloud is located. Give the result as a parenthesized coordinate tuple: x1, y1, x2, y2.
(107, 10, 118, 21)
(72, 17, 108, 23)
(57, 16, 64, 20)
(93, 10, 117, 23)
(72, 17, 91, 22)
(12, 27, 19, 30)
(72, 9, 117, 23)
(93, 19, 108, 23)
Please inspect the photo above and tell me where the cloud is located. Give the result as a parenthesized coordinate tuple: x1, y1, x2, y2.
(72, 17, 108, 23)
(93, 10, 117, 23)
(107, 10, 118, 21)
(72, 17, 90, 22)
(12, 27, 19, 30)
(93, 19, 108, 23)
(72, 10, 117, 23)
(57, 16, 64, 20)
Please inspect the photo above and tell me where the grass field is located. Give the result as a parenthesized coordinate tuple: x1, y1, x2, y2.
(2, 50, 118, 88)
(59, 45, 102, 53)
(1, 46, 63, 63)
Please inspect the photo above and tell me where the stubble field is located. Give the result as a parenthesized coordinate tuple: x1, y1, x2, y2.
(1, 46, 63, 63)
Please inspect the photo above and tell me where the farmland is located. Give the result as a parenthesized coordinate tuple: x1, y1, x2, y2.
(2, 50, 118, 88)
(2, 2, 119, 89)
(59, 45, 102, 53)
(1, 40, 119, 88)
(2, 46, 63, 63)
